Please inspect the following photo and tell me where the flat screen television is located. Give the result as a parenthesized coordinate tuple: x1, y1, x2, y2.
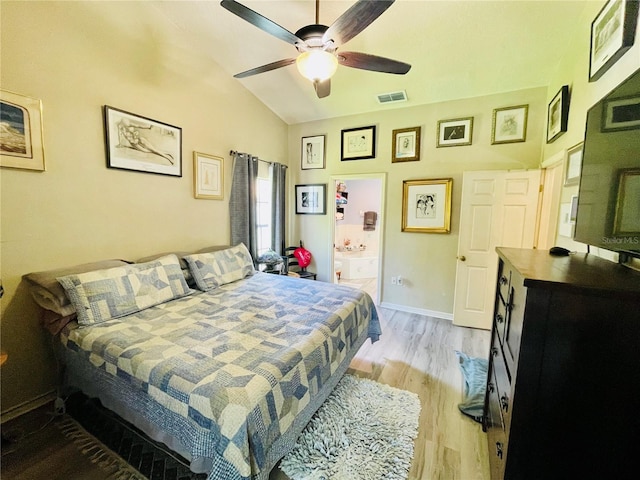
(573, 67, 640, 262)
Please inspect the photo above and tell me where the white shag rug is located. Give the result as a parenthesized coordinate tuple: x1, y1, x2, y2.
(279, 374, 421, 480)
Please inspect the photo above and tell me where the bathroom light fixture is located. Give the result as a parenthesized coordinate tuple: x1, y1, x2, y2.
(296, 49, 338, 82)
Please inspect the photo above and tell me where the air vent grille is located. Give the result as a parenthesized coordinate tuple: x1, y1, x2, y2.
(376, 90, 407, 104)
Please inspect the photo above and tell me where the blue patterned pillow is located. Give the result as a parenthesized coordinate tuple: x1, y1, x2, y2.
(184, 243, 255, 291)
(57, 254, 193, 326)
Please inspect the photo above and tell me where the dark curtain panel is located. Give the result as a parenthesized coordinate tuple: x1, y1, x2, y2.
(271, 162, 287, 255)
(229, 152, 259, 261)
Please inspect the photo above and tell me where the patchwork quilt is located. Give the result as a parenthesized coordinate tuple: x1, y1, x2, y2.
(61, 272, 380, 480)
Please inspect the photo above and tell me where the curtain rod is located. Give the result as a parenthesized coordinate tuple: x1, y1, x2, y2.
(229, 150, 286, 167)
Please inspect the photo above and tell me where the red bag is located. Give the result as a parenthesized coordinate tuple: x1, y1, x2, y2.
(293, 247, 312, 268)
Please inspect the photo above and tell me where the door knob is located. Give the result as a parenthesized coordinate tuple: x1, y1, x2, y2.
(457, 255, 466, 261)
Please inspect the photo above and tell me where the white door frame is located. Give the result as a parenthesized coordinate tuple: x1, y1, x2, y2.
(329, 173, 386, 296)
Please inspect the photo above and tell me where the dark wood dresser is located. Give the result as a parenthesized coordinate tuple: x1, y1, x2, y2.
(484, 248, 640, 480)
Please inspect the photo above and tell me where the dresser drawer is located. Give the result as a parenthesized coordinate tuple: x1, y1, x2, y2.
(494, 296, 508, 347)
(497, 260, 511, 305)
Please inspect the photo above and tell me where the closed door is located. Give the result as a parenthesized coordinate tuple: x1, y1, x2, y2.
(453, 170, 541, 329)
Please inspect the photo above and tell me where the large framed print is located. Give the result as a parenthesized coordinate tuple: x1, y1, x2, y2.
(602, 95, 640, 131)
(295, 184, 326, 215)
(589, 0, 639, 82)
(436, 117, 473, 147)
(547, 85, 569, 143)
(104, 106, 182, 177)
(0, 90, 45, 171)
(392, 126, 421, 162)
(401, 178, 453, 233)
(301, 135, 325, 169)
(491, 104, 529, 144)
(341, 125, 376, 161)
(193, 152, 223, 200)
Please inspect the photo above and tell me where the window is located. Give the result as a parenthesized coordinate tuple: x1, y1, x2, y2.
(255, 168, 273, 258)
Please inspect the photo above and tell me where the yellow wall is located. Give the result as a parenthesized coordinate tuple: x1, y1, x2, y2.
(0, 1, 288, 415)
(288, 87, 547, 315)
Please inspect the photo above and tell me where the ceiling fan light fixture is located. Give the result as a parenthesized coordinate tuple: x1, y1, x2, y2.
(296, 50, 338, 82)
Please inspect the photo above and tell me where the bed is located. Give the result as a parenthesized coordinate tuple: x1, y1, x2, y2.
(25, 244, 380, 480)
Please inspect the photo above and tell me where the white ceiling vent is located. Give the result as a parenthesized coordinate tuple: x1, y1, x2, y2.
(376, 90, 408, 104)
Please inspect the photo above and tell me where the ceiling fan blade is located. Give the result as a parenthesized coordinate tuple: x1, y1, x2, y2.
(220, 0, 304, 46)
(338, 51, 411, 74)
(234, 58, 296, 78)
(323, 0, 395, 46)
(314, 79, 331, 98)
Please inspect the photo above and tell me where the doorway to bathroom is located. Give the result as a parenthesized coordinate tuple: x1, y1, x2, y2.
(330, 173, 386, 303)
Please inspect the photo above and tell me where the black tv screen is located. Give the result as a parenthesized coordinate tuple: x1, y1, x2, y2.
(574, 68, 640, 259)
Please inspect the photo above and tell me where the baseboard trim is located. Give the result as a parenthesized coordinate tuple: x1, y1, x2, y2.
(1, 390, 57, 423)
(379, 302, 453, 321)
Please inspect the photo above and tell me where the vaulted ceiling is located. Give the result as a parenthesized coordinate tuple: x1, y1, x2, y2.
(101, 1, 590, 125)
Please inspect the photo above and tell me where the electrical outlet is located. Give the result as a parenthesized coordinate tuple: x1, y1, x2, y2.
(397, 275, 403, 286)
(54, 397, 66, 416)
(391, 276, 397, 285)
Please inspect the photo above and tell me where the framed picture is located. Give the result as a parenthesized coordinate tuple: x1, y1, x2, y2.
(104, 105, 182, 177)
(193, 152, 223, 200)
(565, 142, 583, 186)
(401, 178, 453, 233)
(491, 104, 528, 144)
(295, 183, 326, 215)
(436, 117, 473, 147)
(301, 135, 325, 169)
(392, 126, 421, 162)
(613, 168, 640, 235)
(602, 95, 640, 131)
(547, 85, 569, 143)
(0, 89, 45, 171)
(341, 125, 376, 161)
(589, 0, 639, 82)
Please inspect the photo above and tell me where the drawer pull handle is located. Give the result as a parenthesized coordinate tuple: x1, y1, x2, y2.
(491, 347, 499, 357)
(500, 395, 509, 413)
(496, 313, 504, 324)
(496, 442, 503, 459)
(487, 382, 495, 393)
(499, 275, 508, 285)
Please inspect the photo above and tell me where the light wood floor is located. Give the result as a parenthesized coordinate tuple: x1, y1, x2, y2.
(272, 306, 492, 480)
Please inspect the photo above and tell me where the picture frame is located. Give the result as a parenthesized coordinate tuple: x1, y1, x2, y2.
(436, 117, 473, 147)
(341, 125, 376, 161)
(401, 178, 453, 233)
(295, 183, 327, 215)
(193, 152, 224, 200)
(613, 168, 640, 235)
(547, 85, 569, 143)
(491, 104, 529, 144)
(104, 105, 182, 177)
(565, 142, 583, 186)
(589, 0, 639, 82)
(602, 95, 640, 131)
(0, 89, 45, 171)
(301, 135, 326, 169)
(392, 126, 421, 162)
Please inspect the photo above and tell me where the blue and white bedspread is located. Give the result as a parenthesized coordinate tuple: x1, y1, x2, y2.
(61, 272, 380, 480)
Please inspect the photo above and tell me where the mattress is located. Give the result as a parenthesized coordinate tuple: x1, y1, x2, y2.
(60, 272, 380, 480)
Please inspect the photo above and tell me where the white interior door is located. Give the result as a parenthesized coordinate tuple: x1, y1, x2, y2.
(453, 170, 541, 329)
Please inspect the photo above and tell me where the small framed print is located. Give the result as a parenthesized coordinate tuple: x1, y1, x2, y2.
(301, 135, 325, 169)
(547, 85, 569, 143)
(602, 95, 640, 131)
(436, 117, 473, 147)
(613, 168, 640, 235)
(492, 104, 528, 144)
(193, 152, 223, 199)
(589, 0, 639, 82)
(565, 143, 583, 186)
(392, 126, 421, 162)
(341, 125, 376, 161)
(295, 183, 326, 215)
(104, 105, 182, 177)
(401, 178, 453, 233)
(0, 89, 45, 171)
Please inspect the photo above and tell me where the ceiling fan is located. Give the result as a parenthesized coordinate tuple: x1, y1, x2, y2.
(220, 0, 411, 98)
